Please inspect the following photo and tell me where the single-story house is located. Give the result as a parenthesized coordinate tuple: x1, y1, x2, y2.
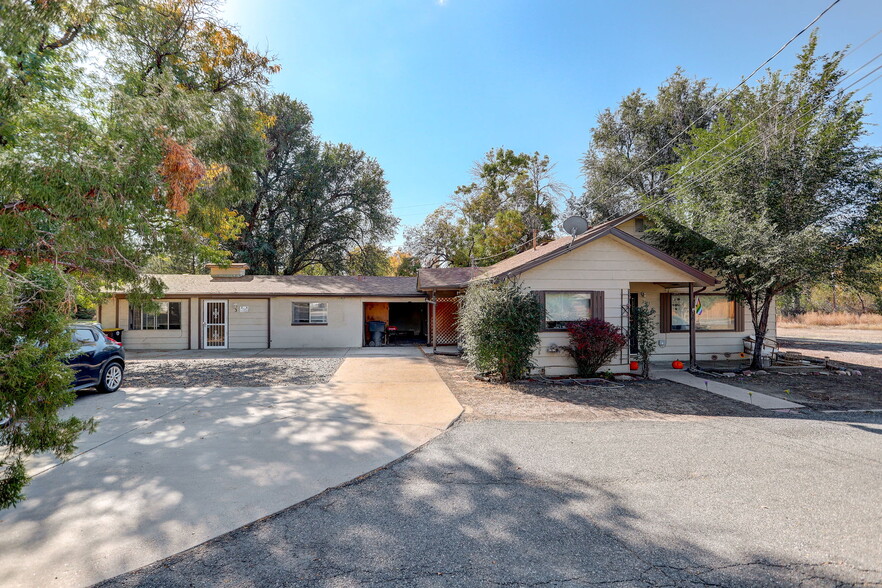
(97, 212, 773, 375)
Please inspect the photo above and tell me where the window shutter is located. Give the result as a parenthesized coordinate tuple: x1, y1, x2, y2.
(659, 293, 671, 333)
(535, 291, 546, 329)
(591, 291, 605, 321)
(735, 302, 745, 332)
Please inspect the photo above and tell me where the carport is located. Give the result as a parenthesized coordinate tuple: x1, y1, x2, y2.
(362, 301, 428, 346)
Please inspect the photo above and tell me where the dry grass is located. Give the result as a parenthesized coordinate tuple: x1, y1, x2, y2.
(779, 311, 882, 330)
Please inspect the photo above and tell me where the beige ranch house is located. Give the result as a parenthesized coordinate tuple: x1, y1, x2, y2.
(98, 213, 774, 375)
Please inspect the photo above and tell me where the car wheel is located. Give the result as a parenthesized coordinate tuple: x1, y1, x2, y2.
(97, 361, 124, 393)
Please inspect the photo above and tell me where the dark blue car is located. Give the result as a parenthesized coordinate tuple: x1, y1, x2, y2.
(68, 324, 126, 393)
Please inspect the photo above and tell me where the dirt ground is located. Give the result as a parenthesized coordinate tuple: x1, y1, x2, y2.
(715, 327, 882, 411)
(777, 326, 882, 369)
(124, 357, 343, 388)
(428, 354, 765, 422)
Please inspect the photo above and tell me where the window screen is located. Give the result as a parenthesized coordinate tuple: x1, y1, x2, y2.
(292, 302, 328, 324)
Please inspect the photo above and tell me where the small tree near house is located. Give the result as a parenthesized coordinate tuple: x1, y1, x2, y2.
(458, 279, 542, 382)
(564, 318, 627, 377)
(633, 302, 657, 379)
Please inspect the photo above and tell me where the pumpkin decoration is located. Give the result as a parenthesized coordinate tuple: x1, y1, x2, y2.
(672, 360, 685, 370)
(629, 361, 639, 371)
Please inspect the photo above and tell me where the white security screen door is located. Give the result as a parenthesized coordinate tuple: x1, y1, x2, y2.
(203, 300, 228, 349)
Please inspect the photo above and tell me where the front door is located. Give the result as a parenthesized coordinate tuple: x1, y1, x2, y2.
(629, 293, 639, 355)
(203, 300, 228, 349)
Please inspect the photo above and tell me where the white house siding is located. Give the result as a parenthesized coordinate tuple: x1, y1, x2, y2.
(515, 234, 765, 376)
(269, 296, 426, 349)
(106, 298, 191, 351)
(227, 298, 270, 349)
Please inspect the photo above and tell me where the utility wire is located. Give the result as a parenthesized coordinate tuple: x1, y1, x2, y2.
(621, 70, 882, 225)
(584, 49, 875, 224)
(578, 0, 843, 215)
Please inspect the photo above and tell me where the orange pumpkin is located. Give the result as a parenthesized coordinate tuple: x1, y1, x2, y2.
(629, 361, 639, 371)
(672, 360, 685, 370)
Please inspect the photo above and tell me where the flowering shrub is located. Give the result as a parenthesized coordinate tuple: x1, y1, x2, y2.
(564, 318, 627, 377)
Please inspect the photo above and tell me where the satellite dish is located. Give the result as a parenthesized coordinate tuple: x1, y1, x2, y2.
(562, 216, 589, 237)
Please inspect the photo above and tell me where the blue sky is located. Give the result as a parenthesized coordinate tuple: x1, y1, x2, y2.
(222, 0, 882, 247)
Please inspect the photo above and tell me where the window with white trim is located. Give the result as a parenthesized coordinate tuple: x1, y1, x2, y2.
(292, 302, 328, 325)
(129, 302, 182, 330)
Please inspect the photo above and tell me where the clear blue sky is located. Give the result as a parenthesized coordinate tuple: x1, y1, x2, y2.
(222, 0, 882, 247)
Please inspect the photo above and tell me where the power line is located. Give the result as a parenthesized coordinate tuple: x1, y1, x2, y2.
(623, 70, 882, 225)
(578, 0, 843, 215)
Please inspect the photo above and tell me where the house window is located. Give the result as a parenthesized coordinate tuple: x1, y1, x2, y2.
(668, 294, 737, 331)
(292, 302, 328, 325)
(130, 302, 182, 330)
(540, 291, 595, 330)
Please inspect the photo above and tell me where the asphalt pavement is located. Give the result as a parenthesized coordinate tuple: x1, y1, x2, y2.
(98, 413, 882, 587)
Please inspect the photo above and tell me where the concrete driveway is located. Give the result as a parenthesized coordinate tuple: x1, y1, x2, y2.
(0, 347, 462, 588)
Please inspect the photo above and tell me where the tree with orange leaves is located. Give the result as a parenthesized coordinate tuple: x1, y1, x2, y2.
(0, 0, 276, 507)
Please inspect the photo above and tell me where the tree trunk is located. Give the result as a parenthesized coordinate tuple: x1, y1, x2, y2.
(750, 294, 773, 370)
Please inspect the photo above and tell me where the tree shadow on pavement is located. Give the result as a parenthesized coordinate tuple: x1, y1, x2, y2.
(94, 420, 880, 588)
(0, 384, 416, 588)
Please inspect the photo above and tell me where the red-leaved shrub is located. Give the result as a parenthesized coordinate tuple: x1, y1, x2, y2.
(564, 318, 627, 377)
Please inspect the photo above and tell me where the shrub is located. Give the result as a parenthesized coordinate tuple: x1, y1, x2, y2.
(458, 279, 542, 382)
(633, 302, 657, 378)
(564, 318, 627, 377)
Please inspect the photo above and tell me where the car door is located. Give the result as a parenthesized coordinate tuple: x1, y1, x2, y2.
(70, 328, 100, 386)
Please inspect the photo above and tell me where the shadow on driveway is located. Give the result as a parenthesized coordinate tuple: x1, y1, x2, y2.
(96, 419, 882, 587)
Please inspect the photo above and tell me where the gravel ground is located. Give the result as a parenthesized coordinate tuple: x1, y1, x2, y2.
(124, 357, 344, 388)
(428, 354, 767, 421)
(97, 417, 882, 588)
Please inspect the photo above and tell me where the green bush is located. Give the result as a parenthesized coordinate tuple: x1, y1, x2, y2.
(458, 279, 542, 382)
(633, 302, 657, 378)
(564, 318, 627, 377)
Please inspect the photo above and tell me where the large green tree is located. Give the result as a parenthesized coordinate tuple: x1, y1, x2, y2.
(0, 0, 276, 507)
(573, 70, 718, 221)
(649, 36, 882, 369)
(405, 148, 566, 267)
(231, 93, 397, 275)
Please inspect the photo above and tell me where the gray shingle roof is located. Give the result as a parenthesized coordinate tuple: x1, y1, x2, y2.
(127, 274, 423, 297)
(416, 267, 486, 290)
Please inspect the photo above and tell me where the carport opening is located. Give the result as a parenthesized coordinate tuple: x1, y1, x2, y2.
(363, 302, 428, 346)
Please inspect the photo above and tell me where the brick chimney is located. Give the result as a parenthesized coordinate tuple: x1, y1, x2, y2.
(205, 263, 249, 278)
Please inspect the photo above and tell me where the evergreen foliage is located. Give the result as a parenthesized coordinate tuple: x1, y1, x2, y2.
(633, 302, 657, 379)
(458, 280, 542, 382)
(649, 35, 882, 369)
